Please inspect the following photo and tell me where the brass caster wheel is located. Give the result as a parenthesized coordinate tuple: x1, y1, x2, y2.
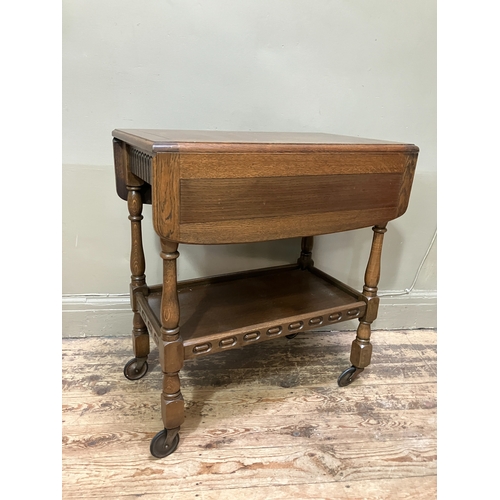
(338, 366, 364, 387)
(123, 358, 148, 381)
(150, 429, 180, 458)
(286, 333, 299, 339)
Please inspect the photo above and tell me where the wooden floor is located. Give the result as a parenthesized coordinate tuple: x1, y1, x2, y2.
(62, 329, 437, 499)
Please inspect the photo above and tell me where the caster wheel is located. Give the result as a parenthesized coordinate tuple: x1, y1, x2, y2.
(150, 429, 180, 458)
(123, 358, 148, 380)
(337, 366, 363, 387)
(286, 333, 299, 339)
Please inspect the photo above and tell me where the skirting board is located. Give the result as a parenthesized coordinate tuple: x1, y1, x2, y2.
(62, 292, 437, 338)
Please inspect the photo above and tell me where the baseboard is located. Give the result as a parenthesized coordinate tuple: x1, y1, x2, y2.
(62, 295, 132, 338)
(62, 291, 437, 338)
(371, 291, 437, 330)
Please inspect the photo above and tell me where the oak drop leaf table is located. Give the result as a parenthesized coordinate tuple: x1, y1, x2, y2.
(112, 129, 419, 458)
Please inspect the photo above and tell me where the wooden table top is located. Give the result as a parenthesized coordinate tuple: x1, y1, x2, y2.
(112, 129, 418, 154)
(113, 128, 419, 243)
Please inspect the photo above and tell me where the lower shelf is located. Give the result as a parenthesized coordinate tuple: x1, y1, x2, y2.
(137, 265, 366, 360)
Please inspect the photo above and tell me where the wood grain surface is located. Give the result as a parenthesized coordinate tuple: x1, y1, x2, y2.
(179, 174, 401, 224)
(113, 130, 418, 242)
(111, 129, 420, 154)
(62, 329, 436, 499)
(179, 152, 408, 179)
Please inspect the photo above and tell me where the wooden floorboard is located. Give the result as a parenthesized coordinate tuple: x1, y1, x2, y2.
(62, 329, 437, 499)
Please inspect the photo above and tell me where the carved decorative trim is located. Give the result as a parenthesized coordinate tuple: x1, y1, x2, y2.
(129, 147, 153, 184)
(131, 288, 366, 360)
(188, 305, 365, 358)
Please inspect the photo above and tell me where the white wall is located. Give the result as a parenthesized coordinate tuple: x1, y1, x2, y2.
(62, 0, 436, 335)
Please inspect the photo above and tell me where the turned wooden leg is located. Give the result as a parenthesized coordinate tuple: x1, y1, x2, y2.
(150, 238, 184, 458)
(123, 184, 150, 380)
(338, 224, 387, 387)
(287, 237, 315, 340)
(297, 236, 314, 270)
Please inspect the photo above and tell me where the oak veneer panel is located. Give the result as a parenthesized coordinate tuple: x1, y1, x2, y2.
(151, 152, 180, 240)
(113, 139, 153, 203)
(112, 138, 129, 201)
(179, 207, 397, 243)
(396, 152, 418, 217)
(180, 174, 401, 224)
(180, 152, 408, 178)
